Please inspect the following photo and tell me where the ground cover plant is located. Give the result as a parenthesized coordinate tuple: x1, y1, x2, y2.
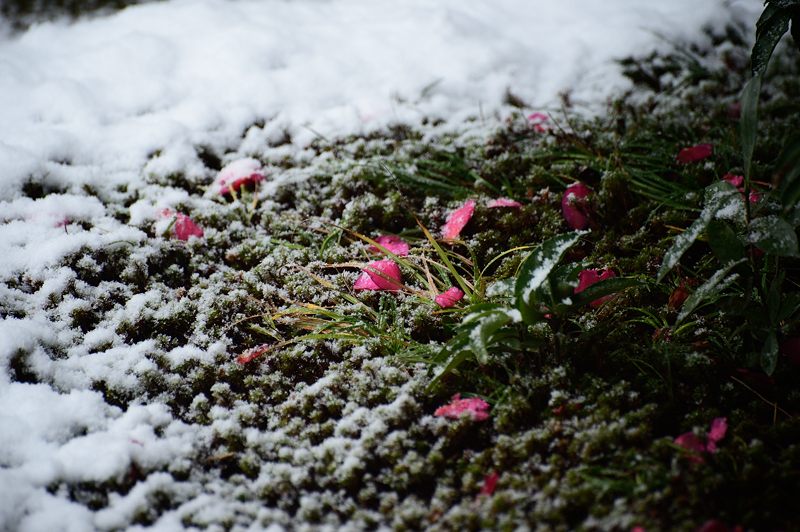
(2, 5, 800, 531)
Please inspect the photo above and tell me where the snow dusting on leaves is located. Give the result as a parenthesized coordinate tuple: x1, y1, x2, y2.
(676, 143, 713, 164)
(369, 235, 410, 256)
(561, 183, 591, 230)
(442, 199, 476, 240)
(434, 394, 490, 421)
(435, 287, 464, 308)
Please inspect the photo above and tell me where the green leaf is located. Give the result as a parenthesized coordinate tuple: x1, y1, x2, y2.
(463, 308, 521, 365)
(740, 74, 762, 184)
(676, 259, 745, 324)
(761, 331, 779, 375)
(707, 220, 745, 263)
(749, 215, 800, 256)
(570, 277, 645, 308)
(657, 182, 742, 282)
(515, 232, 583, 322)
(778, 291, 800, 321)
(752, 5, 791, 75)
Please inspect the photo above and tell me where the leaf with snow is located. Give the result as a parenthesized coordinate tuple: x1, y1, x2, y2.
(657, 181, 742, 282)
(514, 232, 583, 321)
(748, 215, 799, 257)
(676, 259, 745, 324)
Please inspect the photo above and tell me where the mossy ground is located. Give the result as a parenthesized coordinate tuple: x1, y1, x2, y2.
(5, 13, 800, 531)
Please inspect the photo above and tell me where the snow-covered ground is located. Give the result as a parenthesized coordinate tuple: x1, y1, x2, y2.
(0, 1, 759, 530)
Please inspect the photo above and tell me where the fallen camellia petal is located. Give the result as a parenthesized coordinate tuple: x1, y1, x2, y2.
(561, 182, 591, 230)
(442, 199, 476, 240)
(435, 287, 464, 308)
(574, 268, 617, 308)
(215, 158, 265, 195)
(676, 143, 713, 164)
(354, 259, 403, 291)
(479, 471, 499, 496)
(706, 417, 728, 452)
(369, 235, 410, 256)
(161, 209, 204, 241)
(237, 344, 271, 364)
(487, 197, 522, 208)
(723, 173, 744, 188)
(527, 112, 549, 133)
(434, 393, 490, 421)
(674, 432, 706, 463)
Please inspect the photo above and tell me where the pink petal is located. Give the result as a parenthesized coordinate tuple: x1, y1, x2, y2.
(442, 199, 476, 240)
(354, 272, 380, 291)
(435, 287, 464, 308)
(561, 182, 591, 230)
(355, 259, 403, 291)
(237, 344, 271, 364)
(723, 173, 744, 188)
(674, 432, 706, 463)
(487, 197, 522, 208)
(676, 143, 713, 164)
(369, 235, 410, 256)
(173, 213, 204, 240)
(216, 158, 265, 195)
(527, 112, 549, 132)
(434, 393, 490, 421)
(574, 268, 617, 308)
(479, 471, 499, 496)
(706, 417, 728, 452)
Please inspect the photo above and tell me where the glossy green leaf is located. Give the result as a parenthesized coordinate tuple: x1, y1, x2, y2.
(657, 182, 742, 282)
(707, 220, 745, 263)
(752, 5, 791, 75)
(515, 232, 583, 321)
(740, 74, 762, 184)
(749, 215, 800, 256)
(761, 331, 779, 375)
(676, 259, 745, 324)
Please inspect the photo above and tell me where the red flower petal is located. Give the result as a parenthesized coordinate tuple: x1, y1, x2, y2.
(369, 235, 410, 256)
(676, 143, 713, 164)
(527, 112, 549, 133)
(434, 393, 490, 421)
(237, 344, 271, 364)
(706, 417, 727, 452)
(487, 197, 522, 208)
(479, 471, 499, 496)
(173, 213, 204, 240)
(355, 259, 403, 291)
(434, 287, 464, 308)
(561, 182, 591, 230)
(722, 173, 744, 188)
(675, 432, 706, 462)
(442, 199, 476, 240)
(574, 268, 617, 308)
(216, 158, 265, 195)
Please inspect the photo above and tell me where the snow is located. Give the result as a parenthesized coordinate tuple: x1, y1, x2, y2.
(0, 0, 761, 529)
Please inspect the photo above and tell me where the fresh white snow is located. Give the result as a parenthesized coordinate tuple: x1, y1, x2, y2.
(0, 0, 760, 529)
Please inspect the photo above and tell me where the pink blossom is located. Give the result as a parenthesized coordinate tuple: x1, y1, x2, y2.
(215, 158, 265, 195)
(434, 393, 490, 421)
(723, 173, 744, 188)
(561, 182, 591, 230)
(369, 235, 410, 256)
(160, 209, 204, 241)
(354, 259, 403, 291)
(435, 287, 464, 308)
(442, 199, 476, 240)
(527, 112, 549, 133)
(479, 471, 499, 496)
(676, 143, 713, 164)
(574, 268, 616, 308)
(237, 344, 270, 364)
(706, 417, 728, 453)
(487, 197, 522, 208)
